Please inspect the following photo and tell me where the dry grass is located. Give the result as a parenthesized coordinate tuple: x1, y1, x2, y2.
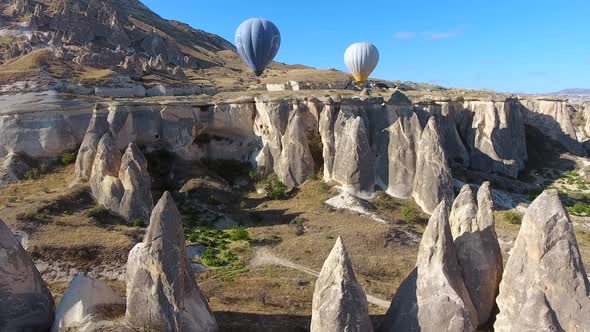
(76, 68, 115, 85)
(198, 178, 419, 316)
(0, 48, 52, 71)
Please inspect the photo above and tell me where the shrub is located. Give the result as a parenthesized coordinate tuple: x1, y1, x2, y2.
(498, 210, 523, 225)
(24, 168, 41, 180)
(132, 218, 144, 228)
(61, 152, 77, 165)
(290, 216, 306, 236)
(227, 226, 250, 241)
(239, 200, 248, 210)
(400, 206, 419, 224)
(264, 175, 288, 200)
(567, 202, 590, 215)
(86, 206, 109, 220)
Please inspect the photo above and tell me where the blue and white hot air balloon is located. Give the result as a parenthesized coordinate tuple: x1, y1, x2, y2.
(235, 18, 281, 77)
(344, 42, 379, 84)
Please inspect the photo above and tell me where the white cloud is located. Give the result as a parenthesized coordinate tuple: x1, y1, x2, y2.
(393, 32, 416, 39)
(422, 32, 458, 40)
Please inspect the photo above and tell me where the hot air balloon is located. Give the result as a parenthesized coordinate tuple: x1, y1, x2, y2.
(235, 18, 281, 77)
(344, 42, 379, 85)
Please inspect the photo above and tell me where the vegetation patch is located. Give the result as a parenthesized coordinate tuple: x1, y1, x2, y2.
(185, 226, 251, 269)
(262, 175, 288, 200)
(497, 210, 523, 225)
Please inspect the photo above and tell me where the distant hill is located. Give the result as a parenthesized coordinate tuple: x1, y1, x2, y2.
(553, 88, 590, 95)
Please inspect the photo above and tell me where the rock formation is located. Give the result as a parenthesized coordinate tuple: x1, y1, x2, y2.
(0, 218, 54, 331)
(311, 237, 373, 332)
(494, 190, 590, 331)
(381, 201, 478, 332)
(385, 110, 422, 198)
(449, 182, 503, 326)
(90, 132, 124, 212)
(330, 103, 375, 194)
(0, 153, 32, 186)
(520, 98, 586, 156)
(412, 117, 454, 214)
(51, 274, 125, 332)
(463, 100, 527, 178)
(118, 143, 153, 224)
(74, 108, 110, 182)
(276, 105, 315, 189)
(88, 134, 152, 224)
(126, 192, 218, 332)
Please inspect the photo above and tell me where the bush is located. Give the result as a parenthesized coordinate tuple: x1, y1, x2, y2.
(567, 202, 590, 215)
(61, 152, 77, 165)
(24, 168, 41, 180)
(86, 206, 109, 220)
(132, 218, 144, 227)
(498, 210, 523, 225)
(290, 216, 306, 236)
(227, 226, 250, 241)
(400, 206, 419, 224)
(264, 175, 288, 200)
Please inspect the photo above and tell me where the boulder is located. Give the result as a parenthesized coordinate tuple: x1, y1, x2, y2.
(118, 143, 153, 225)
(0, 153, 32, 186)
(125, 192, 217, 331)
(381, 201, 477, 332)
(74, 109, 110, 182)
(449, 182, 503, 326)
(311, 237, 373, 332)
(0, 218, 54, 331)
(494, 190, 590, 331)
(385, 111, 422, 198)
(51, 274, 125, 332)
(89, 132, 124, 212)
(412, 117, 454, 214)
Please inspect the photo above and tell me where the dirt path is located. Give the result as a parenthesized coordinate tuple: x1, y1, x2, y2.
(250, 247, 391, 309)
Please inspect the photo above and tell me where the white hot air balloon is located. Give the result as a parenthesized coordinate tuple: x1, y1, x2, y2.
(344, 42, 379, 84)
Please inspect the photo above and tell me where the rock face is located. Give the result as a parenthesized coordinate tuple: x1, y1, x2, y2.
(126, 192, 217, 332)
(520, 99, 586, 156)
(381, 201, 478, 332)
(311, 237, 373, 332)
(385, 111, 422, 198)
(494, 190, 590, 331)
(412, 117, 454, 214)
(0, 218, 54, 331)
(463, 100, 527, 178)
(449, 183, 503, 326)
(118, 143, 153, 224)
(0, 153, 32, 186)
(51, 274, 125, 332)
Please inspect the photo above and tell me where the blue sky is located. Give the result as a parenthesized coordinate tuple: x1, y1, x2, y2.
(142, 0, 589, 93)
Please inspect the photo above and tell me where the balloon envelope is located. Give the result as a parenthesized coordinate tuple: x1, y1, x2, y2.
(344, 42, 379, 84)
(235, 18, 281, 77)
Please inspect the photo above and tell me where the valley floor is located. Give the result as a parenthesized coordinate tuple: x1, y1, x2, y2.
(1, 160, 589, 331)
